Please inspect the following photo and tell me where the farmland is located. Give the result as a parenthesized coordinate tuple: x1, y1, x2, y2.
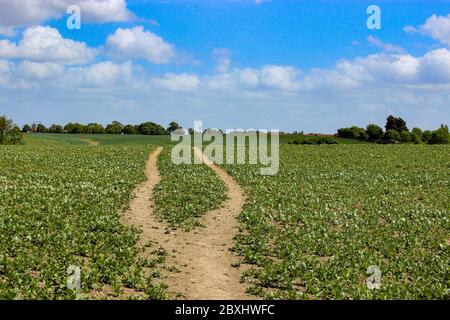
(154, 147, 227, 230)
(0, 134, 448, 300)
(221, 145, 450, 299)
(23, 133, 172, 146)
(0, 144, 166, 299)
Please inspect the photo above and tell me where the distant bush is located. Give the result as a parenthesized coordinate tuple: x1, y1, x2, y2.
(138, 122, 167, 135)
(430, 125, 450, 144)
(366, 124, 383, 141)
(338, 115, 448, 145)
(337, 126, 367, 140)
(64, 122, 85, 134)
(422, 130, 433, 143)
(49, 124, 64, 133)
(290, 137, 338, 145)
(123, 124, 138, 135)
(22, 124, 31, 133)
(410, 132, 422, 144)
(85, 123, 105, 134)
(400, 131, 411, 143)
(105, 121, 123, 134)
(383, 129, 401, 143)
(58, 121, 167, 135)
(412, 127, 423, 140)
(36, 124, 48, 133)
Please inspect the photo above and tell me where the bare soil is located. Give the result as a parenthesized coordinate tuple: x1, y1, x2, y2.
(123, 146, 251, 299)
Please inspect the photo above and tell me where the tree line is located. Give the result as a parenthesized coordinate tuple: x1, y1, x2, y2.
(337, 115, 450, 145)
(21, 121, 182, 136)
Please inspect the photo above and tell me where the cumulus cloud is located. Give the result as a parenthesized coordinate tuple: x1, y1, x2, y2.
(62, 61, 134, 87)
(205, 65, 301, 91)
(404, 14, 450, 47)
(419, 48, 450, 83)
(106, 26, 175, 64)
(300, 49, 450, 90)
(152, 73, 200, 92)
(0, 26, 96, 65)
(0, 0, 134, 34)
(17, 61, 65, 80)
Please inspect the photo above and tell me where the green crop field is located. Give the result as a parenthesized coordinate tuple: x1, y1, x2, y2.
(154, 147, 227, 230)
(23, 133, 172, 146)
(221, 145, 450, 299)
(0, 134, 448, 300)
(0, 144, 166, 299)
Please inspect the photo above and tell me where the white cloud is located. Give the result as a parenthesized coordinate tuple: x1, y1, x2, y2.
(0, 0, 134, 34)
(17, 61, 64, 80)
(0, 25, 16, 36)
(0, 59, 34, 89)
(106, 26, 175, 64)
(418, 48, 450, 83)
(0, 59, 13, 86)
(213, 48, 232, 73)
(258, 65, 300, 90)
(404, 14, 450, 47)
(152, 73, 200, 92)
(0, 26, 96, 65)
(205, 65, 301, 91)
(366, 36, 405, 54)
(62, 61, 133, 87)
(300, 49, 450, 90)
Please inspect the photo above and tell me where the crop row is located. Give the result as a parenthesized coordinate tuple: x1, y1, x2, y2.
(221, 145, 449, 299)
(0, 145, 166, 299)
(154, 147, 227, 230)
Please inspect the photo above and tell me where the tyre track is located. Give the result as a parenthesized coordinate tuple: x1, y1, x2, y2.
(123, 146, 249, 299)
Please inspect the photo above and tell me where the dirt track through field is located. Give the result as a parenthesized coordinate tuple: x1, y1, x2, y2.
(123, 146, 249, 299)
(80, 138, 99, 146)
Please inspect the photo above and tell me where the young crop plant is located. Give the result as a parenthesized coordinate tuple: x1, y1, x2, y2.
(221, 144, 450, 299)
(0, 145, 166, 299)
(154, 147, 227, 230)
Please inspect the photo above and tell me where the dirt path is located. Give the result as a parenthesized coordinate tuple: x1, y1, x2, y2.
(123, 146, 249, 299)
(80, 138, 99, 146)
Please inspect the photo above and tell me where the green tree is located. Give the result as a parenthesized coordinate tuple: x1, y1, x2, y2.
(22, 124, 31, 133)
(105, 121, 123, 134)
(64, 122, 85, 134)
(86, 123, 105, 134)
(337, 126, 367, 140)
(430, 125, 450, 144)
(0, 115, 23, 145)
(167, 121, 181, 134)
(412, 127, 423, 140)
(36, 124, 48, 133)
(384, 129, 401, 142)
(138, 122, 167, 135)
(410, 132, 422, 144)
(366, 124, 383, 141)
(123, 124, 138, 134)
(422, 130, 433, 143)
(385, 115, 408, 133)
(49, 124, 64, 133)
(400, 131, 411, 143)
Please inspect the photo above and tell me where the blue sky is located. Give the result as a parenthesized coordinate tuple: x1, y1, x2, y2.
(0, 0, 450, 132)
